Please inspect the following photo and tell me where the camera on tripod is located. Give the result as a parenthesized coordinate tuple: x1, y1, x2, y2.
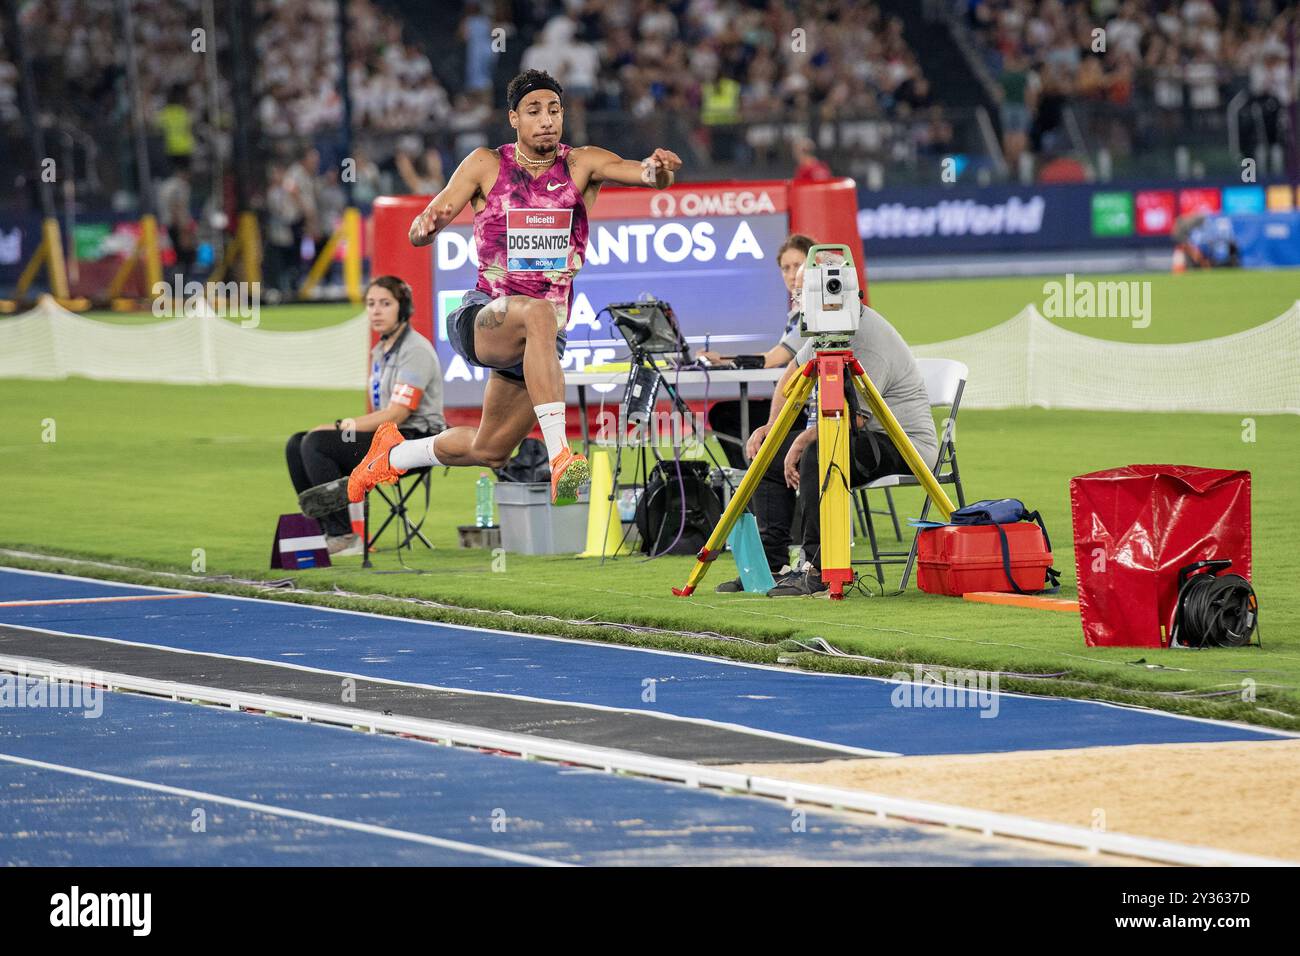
(797, 243, 861, 339)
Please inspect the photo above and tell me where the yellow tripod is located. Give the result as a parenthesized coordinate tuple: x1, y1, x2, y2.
(673, 347, 956, 600)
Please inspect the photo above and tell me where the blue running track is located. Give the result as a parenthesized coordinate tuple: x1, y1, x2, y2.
(0, 679, 1083, 866)
(0, 568, 1287, 757)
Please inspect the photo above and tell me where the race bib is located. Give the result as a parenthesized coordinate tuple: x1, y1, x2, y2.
(507, 208, 572, 272)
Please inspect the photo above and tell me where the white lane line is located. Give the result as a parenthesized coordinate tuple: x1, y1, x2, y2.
(0, 751, 568, 868)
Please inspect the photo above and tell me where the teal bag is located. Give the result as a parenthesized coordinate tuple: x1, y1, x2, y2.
(727, 512, 776, 593)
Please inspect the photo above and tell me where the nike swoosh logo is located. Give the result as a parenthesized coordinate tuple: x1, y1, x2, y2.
(546, 182, 563, 191)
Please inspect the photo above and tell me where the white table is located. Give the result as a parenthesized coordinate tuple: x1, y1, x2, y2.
(565, 365, 787, 456)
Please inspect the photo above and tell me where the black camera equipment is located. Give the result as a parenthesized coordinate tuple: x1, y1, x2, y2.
(592, 296, 734, 559)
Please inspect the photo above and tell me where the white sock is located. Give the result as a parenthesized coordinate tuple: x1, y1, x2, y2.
(389, 434, 442, 470)
(534, 402, 568, 461)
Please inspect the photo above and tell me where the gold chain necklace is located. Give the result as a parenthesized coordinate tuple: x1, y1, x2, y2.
(514, 140, 557, 168)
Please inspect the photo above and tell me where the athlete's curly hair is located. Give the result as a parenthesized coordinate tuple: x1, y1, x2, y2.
(506, 69, 564, 112)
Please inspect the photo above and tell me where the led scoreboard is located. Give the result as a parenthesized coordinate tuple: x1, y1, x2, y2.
(371, 178, 865, 407)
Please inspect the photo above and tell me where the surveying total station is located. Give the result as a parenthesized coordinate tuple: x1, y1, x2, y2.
(673, 244, 957, 600)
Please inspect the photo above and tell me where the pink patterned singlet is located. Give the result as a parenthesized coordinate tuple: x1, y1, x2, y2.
(473, 143, 590, 328)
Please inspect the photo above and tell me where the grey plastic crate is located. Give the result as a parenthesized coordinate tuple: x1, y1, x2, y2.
(494, 482, 589, 555)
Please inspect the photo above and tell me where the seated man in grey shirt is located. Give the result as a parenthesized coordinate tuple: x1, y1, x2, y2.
(733, 295, 939, 597)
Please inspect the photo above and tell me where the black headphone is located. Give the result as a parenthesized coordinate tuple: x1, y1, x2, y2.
(392, 277, 414, 324)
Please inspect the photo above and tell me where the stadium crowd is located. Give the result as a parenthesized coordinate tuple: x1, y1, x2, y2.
(2, 0, 940, 191)
(8, 0, 1292, 291)
(2, 0, 227, 164)
(255, 0, 451, 138)
(963, 0, 1296, 166)
(498, 0, 948, 171)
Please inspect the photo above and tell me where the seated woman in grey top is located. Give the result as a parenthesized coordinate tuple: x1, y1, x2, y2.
(285, 276, 445, 555)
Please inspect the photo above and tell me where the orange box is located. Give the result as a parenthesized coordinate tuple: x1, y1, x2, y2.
(1265, 185, 1296, 211)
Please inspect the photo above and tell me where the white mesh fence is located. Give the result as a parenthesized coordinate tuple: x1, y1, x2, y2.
(2, 296, 1298, 413)
(913, 301, 1300, 414)
(0, 297, 367, 390)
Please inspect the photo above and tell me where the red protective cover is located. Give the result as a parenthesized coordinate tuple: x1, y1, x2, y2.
(1069, 465, 1251, 648)
(917, 523, 1054, 596)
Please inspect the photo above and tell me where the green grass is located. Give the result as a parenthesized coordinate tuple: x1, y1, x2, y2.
(3, 374, 1297, 730)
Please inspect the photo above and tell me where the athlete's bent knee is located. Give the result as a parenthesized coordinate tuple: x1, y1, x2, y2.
(520, 298, 558, 335)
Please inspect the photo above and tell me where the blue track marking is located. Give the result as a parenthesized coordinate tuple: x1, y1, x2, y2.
(0, 681, 1084, 866)
(0, 568, 1286, 756)
(0, 571, 174, 603)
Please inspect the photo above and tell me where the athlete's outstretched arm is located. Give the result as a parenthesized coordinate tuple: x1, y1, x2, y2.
(579, 145, 682, 189)
(409, 147, 495, 246)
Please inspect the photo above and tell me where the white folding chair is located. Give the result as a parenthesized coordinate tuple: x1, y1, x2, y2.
(852, 358, 969, 591)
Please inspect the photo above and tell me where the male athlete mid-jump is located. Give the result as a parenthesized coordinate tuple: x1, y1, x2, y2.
(308, 69, 682, 519)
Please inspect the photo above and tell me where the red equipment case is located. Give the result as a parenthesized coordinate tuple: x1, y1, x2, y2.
(917, 523, 1054, 596)
(1069, 465, 1251, 648)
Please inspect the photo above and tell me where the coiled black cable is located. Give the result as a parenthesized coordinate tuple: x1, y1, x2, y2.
(1170, 560, 1259, 648)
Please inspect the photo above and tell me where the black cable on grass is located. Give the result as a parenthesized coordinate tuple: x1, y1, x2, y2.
(784, 636, 1071, 679)
(846, 574, 895, 599)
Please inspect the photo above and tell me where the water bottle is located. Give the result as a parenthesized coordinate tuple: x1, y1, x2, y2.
(617, 488, 637, 522)
(475, 472, 494, 527)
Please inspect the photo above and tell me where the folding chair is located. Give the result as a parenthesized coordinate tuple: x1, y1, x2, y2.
(860, 486, 903, 542)
(361, 466, 433, 568)
(852, 358, 969, 591)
